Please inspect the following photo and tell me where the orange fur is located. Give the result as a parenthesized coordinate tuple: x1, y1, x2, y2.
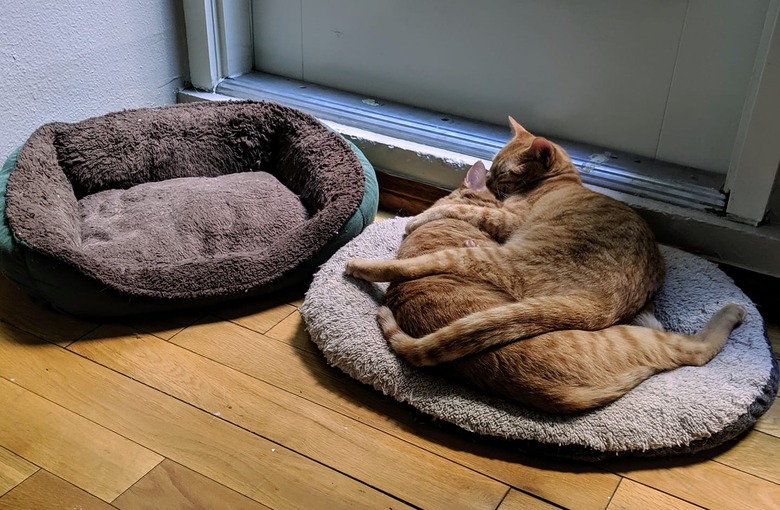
(347, 119, 745, 413)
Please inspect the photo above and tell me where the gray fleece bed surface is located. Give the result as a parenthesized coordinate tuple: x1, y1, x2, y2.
(301, 217, 778, 459)
(0, 101, 377, 316)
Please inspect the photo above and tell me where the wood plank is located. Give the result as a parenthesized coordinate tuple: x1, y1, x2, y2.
(122, 310, 203, 341)
(755, 395, 780, 438)
(445, 447, 619, 510)
(71, 325, 509, 510)
(497, 489, 559, 510)
(768, 323, 779, 359)
(0, 275, 95, 347)
(0, 322, 408, 510)
(0, 470, 115, 510)
(0, 377, 162, 502)
(604, 455, 780, 510)
(171, 318, 620, 510)
(377, 170, 445, 216)
(708, 431, 780, 484)
(113, 459, 270, 510)
(0, 446, 37, 497)
(264, 310, 318, 353)
(606, 479, 700, 510)
(214, 299, 296, 334)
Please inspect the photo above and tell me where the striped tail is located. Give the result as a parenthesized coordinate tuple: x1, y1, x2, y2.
(377, 293, 611, 366)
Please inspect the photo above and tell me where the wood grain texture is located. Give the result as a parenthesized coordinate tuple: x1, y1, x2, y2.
(768, 323, 779, 359)
(0, 325, 406, 510)
(71, 326, 509, 510)
(0, 376, 161, 502)
(755, 396, 780, 438)
(607, 479, 700, 510)
(496, 489, 559, 510)
(171, 318, 354, 411)
(709, 431, 780, 484)
(442, 448, 619, 510)
(123, 309, 203, 341)
(0, 275, 95, 346)
(607, 456, 780, 510)
(376, 171, 446, 216)
(170, 315, 621, 510)
(113, 460, 270, 510)
(264, 310, 318, 353)
(214, 299, 297, 334)
(0, 446, 36, 497)
(0, 470, 115, 510)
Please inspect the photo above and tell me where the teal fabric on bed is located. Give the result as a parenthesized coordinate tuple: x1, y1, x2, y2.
(0, 147, 30, 295)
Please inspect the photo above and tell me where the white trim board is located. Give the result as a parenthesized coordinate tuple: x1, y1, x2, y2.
(726, 0, 780, 225)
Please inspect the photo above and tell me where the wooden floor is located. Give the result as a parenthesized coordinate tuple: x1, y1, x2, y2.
(0, 245, 778, 509)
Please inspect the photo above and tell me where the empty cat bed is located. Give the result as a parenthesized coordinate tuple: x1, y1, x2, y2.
(301, 218, 778, 459)
(0, 101, 378, 317)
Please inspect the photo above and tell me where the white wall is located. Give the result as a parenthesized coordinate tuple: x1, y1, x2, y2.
(0, 0, 189, 159)
(253, 0, 769, 175)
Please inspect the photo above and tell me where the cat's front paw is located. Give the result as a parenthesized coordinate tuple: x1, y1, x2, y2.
(404, 208, 445, 234)
(345, 259, 367, 280)
(345, 258, 391, 282)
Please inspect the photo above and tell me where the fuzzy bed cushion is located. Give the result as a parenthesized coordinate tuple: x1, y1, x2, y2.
(301, 217, 779, 459)
(0, 101, 377, 317)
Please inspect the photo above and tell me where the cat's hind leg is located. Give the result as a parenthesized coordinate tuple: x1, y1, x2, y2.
(680, 303, 746, 365)
(546, 303, 746, 412)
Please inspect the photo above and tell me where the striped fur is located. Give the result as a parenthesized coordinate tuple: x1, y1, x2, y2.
(347, 119, 744, 413)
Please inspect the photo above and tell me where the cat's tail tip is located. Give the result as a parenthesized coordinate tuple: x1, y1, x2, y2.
(718, 303, 747, 325)
(377, 306, 400, 338)
(377, 306, 435, 367)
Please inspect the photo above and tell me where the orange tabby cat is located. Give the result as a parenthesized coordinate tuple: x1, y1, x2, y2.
(347, 117, 667, 363)
(350, 119, 745, 413)
(383, 161, 512, 337)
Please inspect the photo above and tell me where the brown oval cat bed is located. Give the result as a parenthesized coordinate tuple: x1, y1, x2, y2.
(300, 218, 778, 460)
(0, 101, 378, 316)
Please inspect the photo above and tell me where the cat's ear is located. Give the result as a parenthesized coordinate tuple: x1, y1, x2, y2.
(528, 137, 555, 168)
(508, 116, 531, 138)
(464, 160, 488, 190)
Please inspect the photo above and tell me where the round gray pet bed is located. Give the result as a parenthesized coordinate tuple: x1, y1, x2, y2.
(301, 217, 778, 459)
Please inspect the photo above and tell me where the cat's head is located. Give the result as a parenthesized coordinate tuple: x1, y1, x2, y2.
(436, 161, 501, 208)
(487, 117, 580, 197)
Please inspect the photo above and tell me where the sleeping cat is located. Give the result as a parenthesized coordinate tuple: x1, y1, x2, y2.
(349, 118, 745, 413)
(346, 117, 668, 362)
(382, 161, 511, 337)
